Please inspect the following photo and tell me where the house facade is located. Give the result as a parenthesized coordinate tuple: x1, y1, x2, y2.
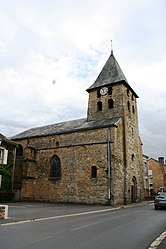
(0, 133, 17, 191)
(0, 134, 9, 165)
(143, 155, 166, 196)
(12, 50, 144, 206)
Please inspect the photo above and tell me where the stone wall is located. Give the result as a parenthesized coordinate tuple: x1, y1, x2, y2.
(123, 86, 144, 203)
(87, 84, 124, 121)
(15, 128, 115, 205)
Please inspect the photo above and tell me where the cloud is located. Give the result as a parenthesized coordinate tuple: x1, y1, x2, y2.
(0, 10, 18, 55)
(0, 0, 166, 160)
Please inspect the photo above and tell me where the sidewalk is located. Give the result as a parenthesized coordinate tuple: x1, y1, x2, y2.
(0, 200, 153, 226)
(0, 201, 117, 225)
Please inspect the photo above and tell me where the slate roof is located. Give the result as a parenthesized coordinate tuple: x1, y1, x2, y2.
(11, 117, 120, 140)
(87, 51, 138, 98)
(0, 133, 17, 145)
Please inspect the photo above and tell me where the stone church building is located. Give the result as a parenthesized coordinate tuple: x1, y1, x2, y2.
(12, 50, 144, 206)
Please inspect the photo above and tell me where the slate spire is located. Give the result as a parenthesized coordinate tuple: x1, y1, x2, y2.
(86, 51, 138, 97)
(87, 51, 128, 91)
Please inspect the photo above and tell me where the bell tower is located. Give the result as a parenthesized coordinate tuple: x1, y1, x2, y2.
(86, 50, 144, 204)
(86, 50, 138, 122)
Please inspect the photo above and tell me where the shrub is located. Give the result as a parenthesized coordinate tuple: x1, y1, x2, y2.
(0, 165, 12, 191)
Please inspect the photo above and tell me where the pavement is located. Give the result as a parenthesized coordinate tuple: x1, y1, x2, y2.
(0, 201, 165, 248)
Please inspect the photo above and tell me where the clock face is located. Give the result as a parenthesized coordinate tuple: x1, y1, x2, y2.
(100, 87, 108, 96)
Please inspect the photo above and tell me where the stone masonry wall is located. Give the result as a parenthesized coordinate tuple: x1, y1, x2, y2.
(122, 86, 144, 203)
(15, 128, 114, 205)
(111, 118, 125, 206)
(87, 82, 144, 204)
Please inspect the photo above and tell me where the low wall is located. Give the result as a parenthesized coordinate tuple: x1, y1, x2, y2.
(0, 205, 8, 219)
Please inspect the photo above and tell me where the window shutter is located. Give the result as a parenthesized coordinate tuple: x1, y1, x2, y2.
(3, 149, 8, 164)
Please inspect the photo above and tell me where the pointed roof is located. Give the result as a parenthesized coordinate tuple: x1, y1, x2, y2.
(87, 51, 138, 98)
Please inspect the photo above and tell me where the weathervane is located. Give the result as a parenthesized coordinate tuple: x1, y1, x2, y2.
(111, 40, 113, 55)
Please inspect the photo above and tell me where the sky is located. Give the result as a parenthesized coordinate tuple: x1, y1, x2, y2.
(0, 0, 166, 160)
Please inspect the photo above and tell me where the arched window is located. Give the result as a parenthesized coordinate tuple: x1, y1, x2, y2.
(91, 166, 97, 178)
(108, 99, 114, 109)
(56, 141, 59, 147)
(127, 101, 130, 111)
(108, 86, 113, 95)
(97, 101, 102, 111)
(132, 154, 135, 161)
(97, 89, 101, 98)
(16, 144, 23, 156)
(127, 88, 130, 96)
(50, 155, 61, 179)
(132, 106, 135, 114)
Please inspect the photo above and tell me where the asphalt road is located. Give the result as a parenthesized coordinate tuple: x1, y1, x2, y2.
(0, 202, 166, 249)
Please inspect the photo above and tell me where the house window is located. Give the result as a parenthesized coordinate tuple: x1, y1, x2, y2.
(97, 101, 102, 111)
(97, 89, 101, 98)
(108, 99, 114, 109)
(0, 148, 8, 164)
(91, 166, 97, 178)
(49, 155, 61, 179)
(0, 149, 3, 159)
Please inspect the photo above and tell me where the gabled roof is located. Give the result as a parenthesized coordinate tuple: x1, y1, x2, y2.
(87, 51, 138, 98)
(11, 117, 120, 140)
(0, 133, 17, 145)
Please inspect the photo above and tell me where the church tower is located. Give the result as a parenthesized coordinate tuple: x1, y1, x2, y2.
(86, 49, 138, 122)
(86, 50, 144, 204)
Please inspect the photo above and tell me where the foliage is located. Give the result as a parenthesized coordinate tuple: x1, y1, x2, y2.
(0, 164, 12, 191)
(0, 149, 14, 191)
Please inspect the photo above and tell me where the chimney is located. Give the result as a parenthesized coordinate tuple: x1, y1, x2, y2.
(158, 157, 164, 166)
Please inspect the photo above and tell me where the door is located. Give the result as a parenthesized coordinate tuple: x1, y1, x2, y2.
(131, 176, 137, 203)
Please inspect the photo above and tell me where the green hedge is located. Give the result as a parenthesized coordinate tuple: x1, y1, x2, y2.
(0, 165, 12, 191)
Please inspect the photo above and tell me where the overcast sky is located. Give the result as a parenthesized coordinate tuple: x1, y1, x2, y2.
(0, 0, 166, 160)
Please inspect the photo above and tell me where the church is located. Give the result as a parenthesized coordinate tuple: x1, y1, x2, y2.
(12, 50, 144, 206)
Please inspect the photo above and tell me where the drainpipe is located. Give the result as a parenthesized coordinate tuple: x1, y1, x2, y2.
(107, 128, 111, 205)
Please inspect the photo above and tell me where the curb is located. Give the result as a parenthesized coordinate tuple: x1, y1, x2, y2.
(0, 207, 121, 227)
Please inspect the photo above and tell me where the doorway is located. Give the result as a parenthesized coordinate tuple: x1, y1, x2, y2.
(131, 176, 137, 203)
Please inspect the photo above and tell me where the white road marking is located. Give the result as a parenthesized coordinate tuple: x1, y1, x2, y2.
(148, 230, 166, 249)
(11, 235, 52, 249)
(70, 221, 101, 232)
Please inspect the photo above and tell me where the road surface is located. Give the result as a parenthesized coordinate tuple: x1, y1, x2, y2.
(0, 202, 165, 249)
